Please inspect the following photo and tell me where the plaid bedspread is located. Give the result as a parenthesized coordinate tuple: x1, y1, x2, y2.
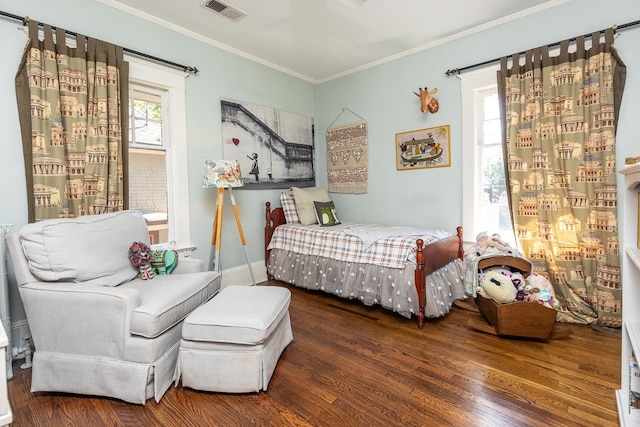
(267, 222, 445, 269)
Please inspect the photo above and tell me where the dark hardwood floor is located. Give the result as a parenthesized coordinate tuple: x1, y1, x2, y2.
(7, 281, 621, 426)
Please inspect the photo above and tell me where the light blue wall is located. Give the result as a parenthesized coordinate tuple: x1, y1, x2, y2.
(317, 0, 640, 234)
(0, 0, 315, 323)
(0, 0, 639, 328)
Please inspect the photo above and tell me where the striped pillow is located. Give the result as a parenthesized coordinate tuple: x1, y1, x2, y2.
(280, 192, 300, 224)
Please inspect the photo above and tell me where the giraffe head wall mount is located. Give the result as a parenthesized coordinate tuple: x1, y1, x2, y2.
(414, 87, 439, 114)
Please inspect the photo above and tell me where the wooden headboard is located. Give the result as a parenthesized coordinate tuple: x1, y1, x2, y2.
(265, 201, 286, 269)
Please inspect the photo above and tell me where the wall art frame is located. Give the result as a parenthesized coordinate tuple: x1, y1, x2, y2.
(220, 98, 316, 189)
(395, 124, 451, 171)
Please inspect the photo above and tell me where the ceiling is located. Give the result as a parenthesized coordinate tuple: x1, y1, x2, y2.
(100, 0, 566, 82)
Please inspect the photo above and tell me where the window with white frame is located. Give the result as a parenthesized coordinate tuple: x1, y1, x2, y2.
(127, 58, 192, 250)
(461, 67, 516, 247)
(128, 86, 168, 244)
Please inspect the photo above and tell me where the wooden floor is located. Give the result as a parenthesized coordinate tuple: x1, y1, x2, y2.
(7, 281, 621, 427)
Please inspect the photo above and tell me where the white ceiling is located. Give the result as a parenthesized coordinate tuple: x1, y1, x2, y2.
(99, 0, 567, 82)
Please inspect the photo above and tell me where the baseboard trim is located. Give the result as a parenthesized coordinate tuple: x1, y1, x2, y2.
(220, 260, 267, 288)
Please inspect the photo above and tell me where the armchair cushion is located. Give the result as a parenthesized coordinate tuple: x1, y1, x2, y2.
(19, 210, 149, 287)
(122, 271, 220, 338)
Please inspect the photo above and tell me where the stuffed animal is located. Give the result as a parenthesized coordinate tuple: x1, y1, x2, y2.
(492, 268, 525, 300)
(468, 231, 526, 258)
(525, 273, 560, 309)
(151, 249, 179, 275)
(128, 241, 155, 280)
(479, 270, 517, 304)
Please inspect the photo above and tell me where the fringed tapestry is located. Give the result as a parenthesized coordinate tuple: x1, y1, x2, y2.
(326, 120, 368, 194)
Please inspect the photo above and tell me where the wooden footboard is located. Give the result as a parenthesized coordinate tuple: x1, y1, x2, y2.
(414, 226, 463, 328)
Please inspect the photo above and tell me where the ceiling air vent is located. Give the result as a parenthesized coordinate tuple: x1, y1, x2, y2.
(204, 0, 247, 22)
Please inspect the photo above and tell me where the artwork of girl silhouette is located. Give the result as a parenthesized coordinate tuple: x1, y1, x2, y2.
(247, 153, 259, 182)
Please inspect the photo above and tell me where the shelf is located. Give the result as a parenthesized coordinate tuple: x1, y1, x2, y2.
(620, 164, 640, 421)
(617, 389, 640, 426)
(620, 164, 640, 176)
(628, 321, 640, 358)
(627, 247, 640, 272)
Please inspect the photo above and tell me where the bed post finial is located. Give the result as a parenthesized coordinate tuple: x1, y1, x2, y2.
(456, 226, 463, 259)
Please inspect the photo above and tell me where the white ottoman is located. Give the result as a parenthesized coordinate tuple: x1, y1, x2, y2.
(176, 285, 293, 393)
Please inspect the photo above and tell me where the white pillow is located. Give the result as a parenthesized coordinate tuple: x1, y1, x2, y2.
(291, 186, 331, 225)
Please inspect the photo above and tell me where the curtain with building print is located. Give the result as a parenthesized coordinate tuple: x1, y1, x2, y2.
(498, 28, 626, 327)
(15, 20, 129, 222)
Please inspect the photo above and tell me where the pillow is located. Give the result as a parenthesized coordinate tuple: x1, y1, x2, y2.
(291, 186, 331, 225)
(19, 210, 149, 286)
(314, 201, 341, 226)
(280, 192, 300, 224)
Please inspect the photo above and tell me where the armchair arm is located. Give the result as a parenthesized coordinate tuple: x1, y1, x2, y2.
(173, 256, 204, 274)
(18, 282, 141, 359)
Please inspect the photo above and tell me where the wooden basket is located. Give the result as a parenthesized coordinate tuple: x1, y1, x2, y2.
(474, 255, 557, 340)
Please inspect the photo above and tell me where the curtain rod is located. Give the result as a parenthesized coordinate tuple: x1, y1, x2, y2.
(444, 18, 640, 77)
(0, 9, 199, 74)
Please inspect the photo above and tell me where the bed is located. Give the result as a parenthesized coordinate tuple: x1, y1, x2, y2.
(264, 197, 466, 328)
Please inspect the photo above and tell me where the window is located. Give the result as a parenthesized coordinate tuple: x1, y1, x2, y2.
(128, 87, 169, 245)
(461, 68, 516, 247)
(127, 58, 192, 250)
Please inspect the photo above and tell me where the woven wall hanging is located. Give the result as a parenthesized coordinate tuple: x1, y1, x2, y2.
(326, 108, 368, 194)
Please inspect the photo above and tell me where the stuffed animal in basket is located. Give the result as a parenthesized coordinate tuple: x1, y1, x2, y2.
(502, 271, 526, 301)
(478, 270, 517, 304)
(151, 249, 178, 275)
(128, 241, 155, 280)
(525, 273, 560, 309)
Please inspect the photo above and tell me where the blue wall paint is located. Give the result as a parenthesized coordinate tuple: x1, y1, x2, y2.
(0, 0, 639, 323)
(317, 0, 640, 232)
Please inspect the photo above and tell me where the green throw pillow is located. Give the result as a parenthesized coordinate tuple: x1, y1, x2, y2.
(314, 201, 341, 226)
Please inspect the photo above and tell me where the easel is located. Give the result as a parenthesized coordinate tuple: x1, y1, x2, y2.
(209, 187, 256, 285)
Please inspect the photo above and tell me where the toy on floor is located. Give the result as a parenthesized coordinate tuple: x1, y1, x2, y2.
(478, 270, 517, 303)
(525, 273, 560, 309)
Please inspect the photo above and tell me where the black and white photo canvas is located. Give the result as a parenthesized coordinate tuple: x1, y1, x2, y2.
(221, 98, 316, 189)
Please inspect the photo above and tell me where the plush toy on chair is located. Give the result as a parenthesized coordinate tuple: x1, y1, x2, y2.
(151, 249, 178, 275)
(128, 241, 155, 280)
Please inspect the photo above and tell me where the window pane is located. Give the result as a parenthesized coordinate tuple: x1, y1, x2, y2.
(478, 90, 516, 247)
(483, 92, 500, 120)
(128, 86, 168, 245)
(128, 148, 168, 245)
(482, 118, 501, 146)
(130, 91, 163, 146)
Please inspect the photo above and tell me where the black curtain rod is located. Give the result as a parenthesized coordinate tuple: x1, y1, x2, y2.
(0, 9, 199, 74)
(444, 18, 640, 76)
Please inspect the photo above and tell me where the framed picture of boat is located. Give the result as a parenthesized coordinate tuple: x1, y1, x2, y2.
(395, 124, 451, 171)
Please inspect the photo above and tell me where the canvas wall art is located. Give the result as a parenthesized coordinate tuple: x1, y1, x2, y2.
(221, 98, 315, 189)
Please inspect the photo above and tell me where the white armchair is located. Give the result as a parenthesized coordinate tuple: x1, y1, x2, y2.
(6, 210, 220, 404)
